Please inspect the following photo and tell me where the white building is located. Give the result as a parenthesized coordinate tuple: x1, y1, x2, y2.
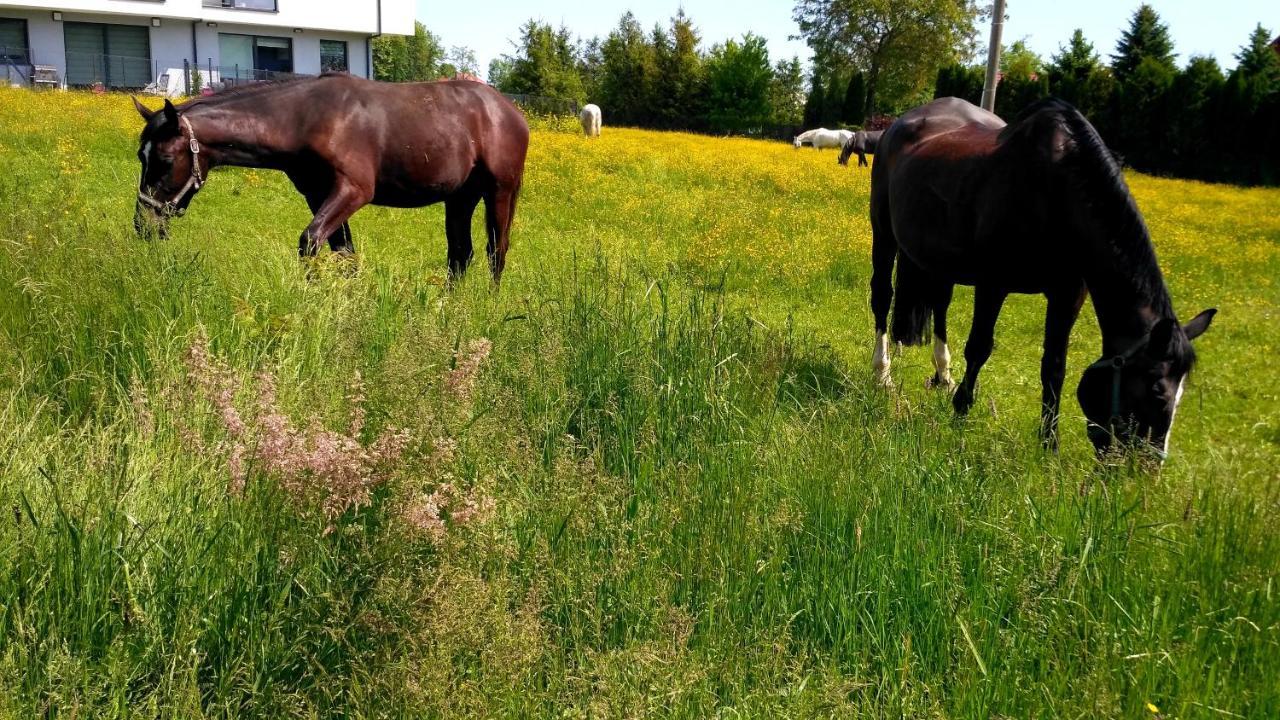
(0, 0, 414, 93)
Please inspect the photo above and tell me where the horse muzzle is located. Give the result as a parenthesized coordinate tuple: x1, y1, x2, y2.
(1086, 421, 1169, 464)
(134, 198, 171, 239)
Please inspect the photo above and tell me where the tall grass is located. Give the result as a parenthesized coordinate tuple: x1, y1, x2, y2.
(0, 88, 1277, 717)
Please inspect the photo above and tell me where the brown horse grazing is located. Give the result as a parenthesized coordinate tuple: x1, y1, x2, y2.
(838, 130, 882, 167)
(132, 73, 529, 280)
(869, 97, 1216, 458)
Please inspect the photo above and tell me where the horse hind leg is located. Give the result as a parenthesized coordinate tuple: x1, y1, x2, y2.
(927, 282, 956, 389)
(483, 182, 520, 284)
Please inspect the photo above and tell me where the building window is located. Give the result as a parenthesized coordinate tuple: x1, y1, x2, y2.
(0, 17, 29, 63)
(218, 33, 292, 80)
(63, 21, 151, 88)
(320, 40, 347, 73)
(202, 0, 278, 11)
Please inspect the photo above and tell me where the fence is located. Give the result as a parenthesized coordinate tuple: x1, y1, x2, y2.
(65, 51, 157, 89)
(502, 93, 579, 117)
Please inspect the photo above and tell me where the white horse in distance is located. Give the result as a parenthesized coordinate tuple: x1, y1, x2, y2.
(580, 104, 602, 137)
(794, 128, 853, 149)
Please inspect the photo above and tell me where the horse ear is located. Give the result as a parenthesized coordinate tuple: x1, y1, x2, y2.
(163, 99, 179, 125)
(132, 96, 155, 121)
(1182, 308, 1217, 341)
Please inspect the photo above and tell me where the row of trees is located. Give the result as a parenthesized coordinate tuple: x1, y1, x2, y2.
(371, 22, 479, 83)
(935, 7, 1280, 185)
(488, 12, 809, 133)
(370, 6, 1278, 184)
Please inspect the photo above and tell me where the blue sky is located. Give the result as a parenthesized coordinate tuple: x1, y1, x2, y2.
(416, 1, 1276, 79)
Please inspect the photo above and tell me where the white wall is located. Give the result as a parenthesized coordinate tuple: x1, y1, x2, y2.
(0, 1, 414, 36)
(193, 23, 369, 78)
(0, 8, 372, 88)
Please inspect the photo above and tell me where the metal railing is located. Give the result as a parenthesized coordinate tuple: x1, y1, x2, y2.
(1, 46, 31, 86)
(213, 64, 308, 87)
(502, 93, 578, 117)
(65, 51, 157, 89)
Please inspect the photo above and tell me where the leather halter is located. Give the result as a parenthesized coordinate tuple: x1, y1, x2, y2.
(137, 115, 204, 217)
(1085, 337, 1148, 435)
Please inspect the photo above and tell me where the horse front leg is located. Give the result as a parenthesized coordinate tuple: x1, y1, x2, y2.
(1039, 282, 1087, 449)
(953, 286, 1007, 415)
(299, 178, 369, 258)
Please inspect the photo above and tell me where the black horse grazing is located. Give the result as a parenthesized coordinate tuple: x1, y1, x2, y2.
(869, 97, 1215, 456)
(838, 130, 882, 167)
(132, 74, 529, 280)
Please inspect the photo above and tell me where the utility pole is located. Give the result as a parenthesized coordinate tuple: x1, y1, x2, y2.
(980, 0, 1007, 112)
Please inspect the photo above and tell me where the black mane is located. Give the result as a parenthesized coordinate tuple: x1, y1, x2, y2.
(1009, 97, 1174, 319)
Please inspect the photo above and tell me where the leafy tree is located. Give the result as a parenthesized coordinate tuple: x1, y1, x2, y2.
(1047, 29, 1113, 126)
(372, 21, 443, 82)
(499, 21, 585, 104)
(769, 57, 806, 125)
(578, 37, 605, 101)
(792, 0, 981, 117)
(439, 46, 478, 78)
(487, 57, 515, 87)
(1000, 39, 1042, 79)
(1166, 55, 1223, 173)
(599, 12, 658, 125)
(651, 10, 707, 129)
(934, 63, 983, 104)
(993, 39, 1047, 119)
(802, 72, 824, 127)
(843, 71, 866, 125)
(1111, 4, 1176, 83)
(1114, 55, 1176, 168)
(822, 70, 846, 126)
(1235, 23, 1280, 92)
(1050, 29, 1099, 84)
(705, 34, 774, 132)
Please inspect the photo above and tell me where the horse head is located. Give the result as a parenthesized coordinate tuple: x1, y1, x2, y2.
(1076, 309, 1216, 459)
(132, 97, 208, 239)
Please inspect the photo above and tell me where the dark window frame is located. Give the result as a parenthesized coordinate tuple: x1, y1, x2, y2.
(320, 39, 347, 73)
(0, 16, 29, 63)
(218, 32, 293, 75)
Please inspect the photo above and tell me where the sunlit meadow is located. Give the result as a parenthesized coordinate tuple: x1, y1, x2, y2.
(1, 87, 1278, 718)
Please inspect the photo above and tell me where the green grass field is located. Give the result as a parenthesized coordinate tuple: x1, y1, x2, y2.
(1, 88, 1278, 718)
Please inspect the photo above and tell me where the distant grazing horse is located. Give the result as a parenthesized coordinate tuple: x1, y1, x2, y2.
(870, 97, 1215, 456)
(580, 103, 602, 137)
(132, 74, 529, 281)
(838, 130, 882, 167)
(794, 128, 851, 149)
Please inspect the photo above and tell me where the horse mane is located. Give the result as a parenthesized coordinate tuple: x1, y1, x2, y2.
(1005, 97, 1174, 319)
(181, 72, 345, 109)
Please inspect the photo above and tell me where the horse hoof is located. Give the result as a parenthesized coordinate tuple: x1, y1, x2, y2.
(926, 374, 955, 391)
(952, 390, 974, 415)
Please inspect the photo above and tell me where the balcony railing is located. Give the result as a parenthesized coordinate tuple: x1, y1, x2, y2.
(201, 0, 278, 11)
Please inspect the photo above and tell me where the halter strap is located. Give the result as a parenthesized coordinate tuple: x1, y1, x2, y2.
(1086, 337, 1147, 425)
(137, 114, 203, 217)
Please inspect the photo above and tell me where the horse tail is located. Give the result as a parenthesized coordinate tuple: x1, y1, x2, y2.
(890, 252, 936, 346)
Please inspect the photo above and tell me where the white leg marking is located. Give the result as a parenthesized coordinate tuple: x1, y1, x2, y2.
(1163, 377, 1187, 455)
(872, 332, 892, 386)
(931, 336, 954, 388)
